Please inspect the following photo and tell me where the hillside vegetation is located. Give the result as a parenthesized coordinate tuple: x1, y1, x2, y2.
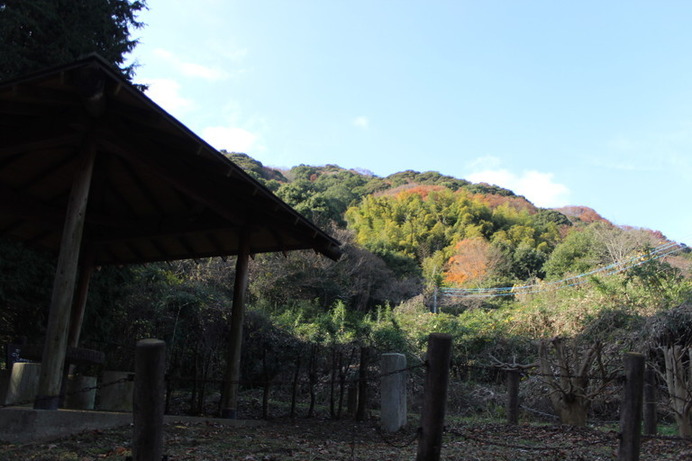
(1, 152, 691, 429)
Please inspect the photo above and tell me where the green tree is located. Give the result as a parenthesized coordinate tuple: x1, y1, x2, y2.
(0, 0, 147, 80)
(0, 239, 54, 344)
(222, 151, 287, 186)
(534, 209, 573, 229)
(385, 170, 470, 191)
(543, 226, 606, 279)
(0, 0, 148, 349)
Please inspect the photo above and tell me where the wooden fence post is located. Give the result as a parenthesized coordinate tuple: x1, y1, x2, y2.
(506, 369, 520, 425)
(643, 365, 657, 436)
(133, 339, 166, 461)
(619, 353, 645, 461)
(416, 333, 452, 461)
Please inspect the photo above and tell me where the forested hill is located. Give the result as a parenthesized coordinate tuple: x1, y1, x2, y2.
(224, 151, 687, 294)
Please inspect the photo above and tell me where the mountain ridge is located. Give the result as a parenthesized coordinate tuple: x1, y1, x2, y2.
(223, 151, 666, 237)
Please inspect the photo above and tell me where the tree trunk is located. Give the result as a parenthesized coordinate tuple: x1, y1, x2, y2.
(307, 345, 317, 418)
(290, 355, 301, 419)
(661, 346, 692, 438)
(262, 346, 270, 420)
(557, 399, 589, 426)
(356, 346, 369, 422)
(337, 350, 345, 418)
(330, 346, 337, 418)
(538, 338, 598, 427)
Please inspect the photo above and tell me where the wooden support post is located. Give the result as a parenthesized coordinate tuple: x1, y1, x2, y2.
(643, 365, 657, 436)
(619, 353, 645, 461)
(220, 236, 250, 419)
(416, 333, 452, 461)
(35, 145, 96, 410)
(133, 339, 166, 461)
(506, 369, 520, 425)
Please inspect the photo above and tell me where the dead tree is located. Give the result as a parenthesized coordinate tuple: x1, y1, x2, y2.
(490, 355, 537, 425)
(538, 337, 617, 426)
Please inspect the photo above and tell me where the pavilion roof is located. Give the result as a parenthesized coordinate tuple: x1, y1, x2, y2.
(0, 54, 342, 265)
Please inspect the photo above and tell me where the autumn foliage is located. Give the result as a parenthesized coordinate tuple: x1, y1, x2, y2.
(472, 193, 537, 214)
(443, 238, 495, 286)
(555, 206, 610, 225)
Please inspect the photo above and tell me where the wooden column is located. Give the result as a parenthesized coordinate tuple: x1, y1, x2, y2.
(220, 235, 250, 418)
(35, 144, 96, 410)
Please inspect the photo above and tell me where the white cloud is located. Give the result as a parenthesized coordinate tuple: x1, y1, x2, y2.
(153, 48, 229, 81)
(202, 126, 258, 153)
(218, 47, 249, 62)
(143, 78, 194, 116)
(467, 167, 571, 208)
(599, 123, 692, 178)
(353, 116, 369, 129)
(466, 155, 502, 171)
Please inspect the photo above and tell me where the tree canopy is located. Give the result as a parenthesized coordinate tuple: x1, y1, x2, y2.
(0, 0, 147, 80)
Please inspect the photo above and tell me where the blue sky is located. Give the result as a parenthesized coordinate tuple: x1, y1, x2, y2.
(127, 0, 692, 245)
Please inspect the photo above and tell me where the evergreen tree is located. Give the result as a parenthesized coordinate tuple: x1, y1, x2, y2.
(0, 0, 147, 343)
(0, 0, 147, 80)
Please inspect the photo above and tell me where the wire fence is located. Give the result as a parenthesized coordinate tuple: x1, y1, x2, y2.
(0, 373, 133, 410)
(3, 344, 692, 459)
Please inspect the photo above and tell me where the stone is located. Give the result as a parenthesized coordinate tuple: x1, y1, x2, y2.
(5, 362, 41, 406)
(64, 375, 97, 410)
(97, 371, 134, 412)
(380, 353, 407, 432)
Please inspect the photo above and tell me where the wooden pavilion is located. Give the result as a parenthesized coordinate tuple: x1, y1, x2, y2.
(0, 54, 341, 414)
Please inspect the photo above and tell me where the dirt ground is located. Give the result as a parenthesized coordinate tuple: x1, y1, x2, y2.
(0, 417, 691, 461)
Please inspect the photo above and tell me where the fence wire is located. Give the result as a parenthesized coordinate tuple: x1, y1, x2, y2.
(0, 374, 133, 409)
(3, 345, 692, 460)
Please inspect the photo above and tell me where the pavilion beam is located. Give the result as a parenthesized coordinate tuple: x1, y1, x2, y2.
(96, 126, 341, 260)
(221, 232, 250, 419)
(0, 183, 66, 225)
(0, 132, 81, 157)
(90, 218, 237, 243)
(34, 139, 96, 410)
(97, 137, 248, 228)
